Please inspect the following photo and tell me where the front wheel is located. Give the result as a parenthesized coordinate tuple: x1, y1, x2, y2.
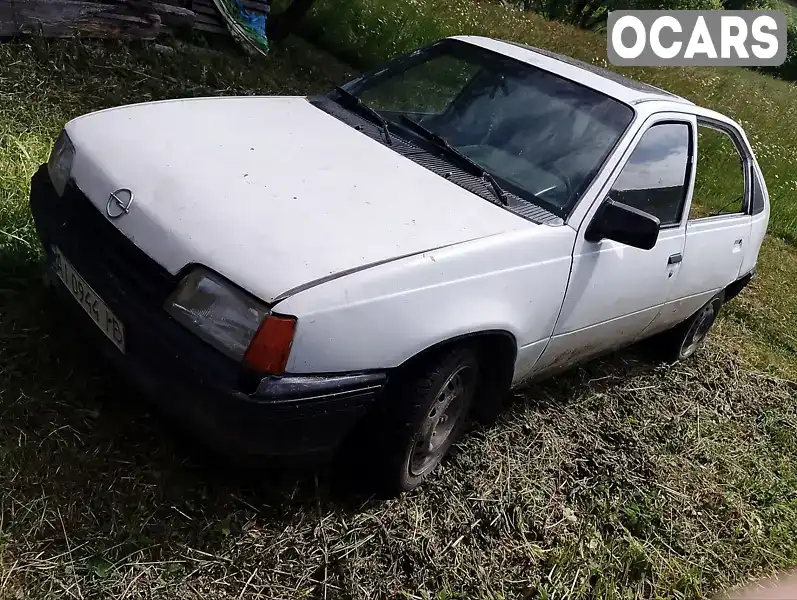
(372, 347, 480, 495)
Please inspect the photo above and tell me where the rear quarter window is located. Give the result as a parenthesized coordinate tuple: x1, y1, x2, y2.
(751, 164, 766, 215)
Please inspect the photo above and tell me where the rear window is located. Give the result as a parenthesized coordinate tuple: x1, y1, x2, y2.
(690, 124, 746, 219)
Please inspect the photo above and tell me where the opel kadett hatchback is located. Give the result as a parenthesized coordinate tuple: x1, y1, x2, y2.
(30, 36, 769, 493)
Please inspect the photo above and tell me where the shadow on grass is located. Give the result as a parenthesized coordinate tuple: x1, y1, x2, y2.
(0, 248, 657, 511)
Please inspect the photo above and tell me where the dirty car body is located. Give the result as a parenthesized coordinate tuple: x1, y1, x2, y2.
(29, 36, 770, 489)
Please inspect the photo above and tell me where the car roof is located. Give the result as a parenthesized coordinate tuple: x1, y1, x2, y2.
(451, 35, 694, 107)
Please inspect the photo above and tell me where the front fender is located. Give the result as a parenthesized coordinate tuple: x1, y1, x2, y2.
(275, 226, 575, 374)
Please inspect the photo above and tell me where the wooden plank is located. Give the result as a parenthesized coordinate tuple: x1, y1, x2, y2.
(241, 0, 268, 14)
(0, 0, 270, 38)
(150, 2, 194, 19)
(96, 0, 195, 27)
(0, 0, 116, 36)
(191, 1, 218, 17)
(192, 0, 268, 16)
(194, 11, 222, 25)
(0, 14, 161, 39)
(193, 20, 227, 34)
(192, 0, 268, 10)
(110, 1, 194, 17)
(149, 2, 195, 26)
(95, 10, 155, 24)
(78, 17, 160, 39)
(146, 0, 190, 8)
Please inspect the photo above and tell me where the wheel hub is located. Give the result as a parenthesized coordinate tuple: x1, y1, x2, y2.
(409, 365, 474, 477)
(681, 303, 717, 358)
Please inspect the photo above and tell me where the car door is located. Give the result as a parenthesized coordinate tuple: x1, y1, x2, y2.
(644, 117, 754, 333)
(532, 114, 695, 375)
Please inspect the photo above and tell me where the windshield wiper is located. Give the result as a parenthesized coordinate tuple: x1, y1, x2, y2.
(398, 115, 508, 206)
(334, 86, 392, 146)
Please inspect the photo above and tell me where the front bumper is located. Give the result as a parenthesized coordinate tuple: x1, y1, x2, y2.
(29, 165, 385, 461)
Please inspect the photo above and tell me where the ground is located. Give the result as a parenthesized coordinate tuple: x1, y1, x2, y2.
(1, 35, 797, 600)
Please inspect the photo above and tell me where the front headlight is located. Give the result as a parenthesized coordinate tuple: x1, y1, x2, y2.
(165, 267, 270, 361)
(165, 267, 297, 374)
(47, 130, 75, 196)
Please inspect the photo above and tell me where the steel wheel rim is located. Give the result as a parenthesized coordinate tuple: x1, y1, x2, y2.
(409, 365, 475, 477)
(681, 303, 716, 358)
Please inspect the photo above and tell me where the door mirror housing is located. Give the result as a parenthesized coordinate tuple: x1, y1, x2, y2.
(585, 198, 661, 250)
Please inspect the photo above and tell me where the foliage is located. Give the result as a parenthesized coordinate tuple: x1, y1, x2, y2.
(721, 0, 775, 8)
(501, 0, 771, 30)
(501, 0, 796, 82)
(756, 2, 797, 82)
(539, 0, 719, 30)
(756, 27, 797, 80)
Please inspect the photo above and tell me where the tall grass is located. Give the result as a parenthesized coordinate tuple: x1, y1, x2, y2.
(297, 0, 797, 243)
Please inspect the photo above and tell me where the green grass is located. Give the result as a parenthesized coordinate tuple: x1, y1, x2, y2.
(0, 26, 797, 600)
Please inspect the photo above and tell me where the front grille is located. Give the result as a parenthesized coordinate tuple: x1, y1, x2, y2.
(54, 182, 177, 308)
(32, 168, 242, 387)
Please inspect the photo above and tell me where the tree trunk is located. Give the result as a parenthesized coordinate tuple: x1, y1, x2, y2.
(266, 0, 314, 41)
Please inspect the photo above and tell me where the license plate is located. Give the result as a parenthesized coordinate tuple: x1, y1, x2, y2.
(52, 245, 126, 353)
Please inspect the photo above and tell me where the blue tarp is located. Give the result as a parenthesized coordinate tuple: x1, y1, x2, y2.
(233, 0, 267, 39)
(212, 0, 269, 55)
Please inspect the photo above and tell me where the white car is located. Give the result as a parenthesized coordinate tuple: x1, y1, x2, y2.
(30, 36, 769, 493)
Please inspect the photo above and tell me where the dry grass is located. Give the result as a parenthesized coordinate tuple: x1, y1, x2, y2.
(1, 288, 795, 598)
(1, 34, 797, 600)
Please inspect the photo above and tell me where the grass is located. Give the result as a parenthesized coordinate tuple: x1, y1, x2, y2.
(0, 19, 796, 600)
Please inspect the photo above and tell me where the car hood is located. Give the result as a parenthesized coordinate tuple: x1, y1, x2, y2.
(66, 96, 531, 303)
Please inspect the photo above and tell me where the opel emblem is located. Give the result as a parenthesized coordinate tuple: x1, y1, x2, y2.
(106, 188, 134, 219)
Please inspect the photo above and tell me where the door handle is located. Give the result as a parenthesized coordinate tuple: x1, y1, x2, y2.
(668, 253, 683, 265)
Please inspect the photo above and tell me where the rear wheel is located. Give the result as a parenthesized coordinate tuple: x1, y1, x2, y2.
(654, 292, 724, 361)
(371, 346, 480, 495)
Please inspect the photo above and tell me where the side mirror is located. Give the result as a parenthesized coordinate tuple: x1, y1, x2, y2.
(584, 198, 660, 250)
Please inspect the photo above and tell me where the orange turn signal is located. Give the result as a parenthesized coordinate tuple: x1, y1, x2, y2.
(243, 314, 297, 374)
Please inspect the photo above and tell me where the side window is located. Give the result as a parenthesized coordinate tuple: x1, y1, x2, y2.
(608, 122, 691, 227)
(690, 124, 746, 219)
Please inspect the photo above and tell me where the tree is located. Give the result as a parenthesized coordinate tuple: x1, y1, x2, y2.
(266, 0, 316, 41)
(510, 0, 773, 30)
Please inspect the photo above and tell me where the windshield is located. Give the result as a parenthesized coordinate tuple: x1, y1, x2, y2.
(343, 39, 635, 216)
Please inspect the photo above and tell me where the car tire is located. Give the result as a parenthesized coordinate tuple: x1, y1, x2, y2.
(367, 346, 480, 495)
(654, 292, 724, 361)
